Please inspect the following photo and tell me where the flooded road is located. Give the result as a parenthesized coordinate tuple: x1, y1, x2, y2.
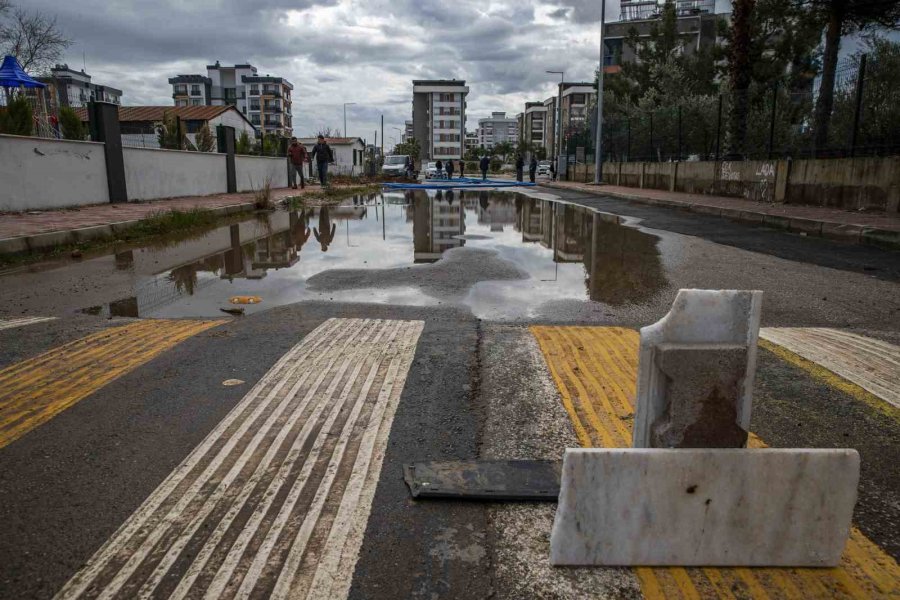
(0, 191, 674, 321)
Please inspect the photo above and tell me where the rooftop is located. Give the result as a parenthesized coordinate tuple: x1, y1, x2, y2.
(73, 105, 251, 126)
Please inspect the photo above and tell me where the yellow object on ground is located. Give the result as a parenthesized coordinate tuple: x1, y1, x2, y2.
(530, 325, 900, 600)
(0, 319, 223, 449)
(230, 296, 263, 304)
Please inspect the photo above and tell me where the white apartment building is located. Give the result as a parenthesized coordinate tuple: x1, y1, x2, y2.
(465, 131, 479, 154)
(523, 102, 548, 150)
(402, 120, 414, 143)
(476, 112, 518, 150)
(169, 62, 293, 137)
(36, 64, 122, 109)
(411, 80, 468, 162)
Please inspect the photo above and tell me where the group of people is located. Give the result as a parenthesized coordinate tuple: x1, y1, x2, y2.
(287, 134, 334, 190)
(515, 155, 543, 183)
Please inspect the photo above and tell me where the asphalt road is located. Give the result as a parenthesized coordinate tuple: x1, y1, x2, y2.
(1, 191, 898, 598)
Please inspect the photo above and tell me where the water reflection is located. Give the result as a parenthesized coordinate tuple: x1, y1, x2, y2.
(78, 191, 668, 319)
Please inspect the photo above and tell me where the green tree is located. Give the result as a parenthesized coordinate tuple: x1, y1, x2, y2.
(726, 0, 756, 157)
(58, 106, 84, 140)
(393, 136, 421, 158)
(493, 140, 514, 163)
(0, 93, 32, 135)
(194, 123, 215, 152)
(235, 130, 252, 154)
(807, 0, 900, 150)
(157, 112, 185, 150)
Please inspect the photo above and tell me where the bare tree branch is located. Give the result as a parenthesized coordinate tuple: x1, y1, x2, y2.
(0, 5, 71, 74)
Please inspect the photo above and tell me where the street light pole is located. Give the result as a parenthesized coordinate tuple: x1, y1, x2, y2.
(546, 70, 564, 180)
(343, 102, 356, 138)
(593, 0, 607, 184)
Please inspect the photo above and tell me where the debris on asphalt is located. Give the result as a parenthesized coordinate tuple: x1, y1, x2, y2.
(222, 379, 245, 386)
(219, 307, 245, 316)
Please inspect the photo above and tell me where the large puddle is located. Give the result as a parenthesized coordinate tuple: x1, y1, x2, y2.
(4, 191, 675, 320)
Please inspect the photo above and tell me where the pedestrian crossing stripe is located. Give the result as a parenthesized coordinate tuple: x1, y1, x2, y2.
(0, 316, 57, 331)
(531, 325, 900, 600)
(0, 319, 223, 450)
(55, 317, 423, 600)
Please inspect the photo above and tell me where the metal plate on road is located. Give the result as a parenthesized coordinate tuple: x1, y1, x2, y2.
(403, 460, 562, 501)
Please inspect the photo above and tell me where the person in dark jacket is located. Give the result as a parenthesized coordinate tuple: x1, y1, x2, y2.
(446, 159, 455, 179)
(549, 158, 557, 181)
(435, 159, 443, 179)
(515, 155, 524, 182)
(479, 155, 490, 181)
(309, 135, 333, 187)
(459, 160, 465, 179)
(287, 137, 310, 189)
(529, 156, 538, 183)
(314, 206, 337, 251)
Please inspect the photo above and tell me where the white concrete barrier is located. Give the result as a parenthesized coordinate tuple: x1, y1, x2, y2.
(550, 448, 860, 567)
(0, 134, 109, 211)
(235, 155, 287, 192)
(123, 147, 228, 201)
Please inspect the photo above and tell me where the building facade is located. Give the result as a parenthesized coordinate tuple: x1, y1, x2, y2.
(465, 130, 479, 154)
(403, 120, 414, 143)
(476, 112, 518, 150)
(543, 96, 557, 158)
(36, 65, 122, 109)
(604, 0, 719, 67)
(170, 62, 293, 137)
(523, 102, 548, 150)
(411, 80, 468, 162)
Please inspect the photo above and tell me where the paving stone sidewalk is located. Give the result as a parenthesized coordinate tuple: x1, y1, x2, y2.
(0, 187, 305, 240)
(544, 181, 900, 248)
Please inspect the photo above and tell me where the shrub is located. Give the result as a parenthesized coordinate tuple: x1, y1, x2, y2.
(59, 106, 86, 140)
(194, 123, 215, 152)
(0, 96, 33, 136)
(235, 130, 252, 154)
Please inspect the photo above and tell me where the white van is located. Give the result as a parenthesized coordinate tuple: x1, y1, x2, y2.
(382, 155, 410, 177)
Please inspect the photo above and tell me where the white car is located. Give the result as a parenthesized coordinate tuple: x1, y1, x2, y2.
(425, 162, 440, 179)
(537, 161, 551, 176)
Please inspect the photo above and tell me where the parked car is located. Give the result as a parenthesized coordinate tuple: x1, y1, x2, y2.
(537, 161, 551, 176)
(425, 161, 440, 179)
(381, 155, 410, 177)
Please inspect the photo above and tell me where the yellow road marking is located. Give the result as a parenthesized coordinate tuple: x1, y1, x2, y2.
(759, 339, 900, 423)
(530, 326, 900, 600)
(0, 319, 223, 449)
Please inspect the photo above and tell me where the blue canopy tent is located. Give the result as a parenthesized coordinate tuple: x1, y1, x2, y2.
(0, 55, 46, 89)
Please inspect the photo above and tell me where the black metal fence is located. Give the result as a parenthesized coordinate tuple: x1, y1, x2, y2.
(575, 53, 899, 162)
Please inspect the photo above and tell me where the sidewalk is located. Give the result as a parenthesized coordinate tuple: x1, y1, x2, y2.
(544, 181, 900, 250)
(0, 186, 317, 255)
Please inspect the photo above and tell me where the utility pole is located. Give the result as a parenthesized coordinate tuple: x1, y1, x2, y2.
(592, 0, 607, 184)
(381, 115, 384, 159)
(343, 102, 356, 138)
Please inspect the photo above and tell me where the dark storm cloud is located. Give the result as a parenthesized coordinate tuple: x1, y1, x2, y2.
(22, 0, 606, 136)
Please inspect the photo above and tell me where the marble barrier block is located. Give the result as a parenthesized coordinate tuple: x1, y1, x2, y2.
(633, 289, 763, 449)
(550, 448, 860, 567)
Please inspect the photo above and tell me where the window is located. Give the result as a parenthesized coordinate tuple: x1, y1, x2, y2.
(571, 94, 586, 105)
(250, 85, 259, 95)
(175, 99, 188, 107)
(191, 98, 202, 106)
(174, 85, 187, 95)
(251, 115, 260, 125)
(190, 85, 201, 96)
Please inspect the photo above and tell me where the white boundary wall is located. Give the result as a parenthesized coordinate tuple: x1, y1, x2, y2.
(235, 155, 288, 191)
(124, 147, 227, 200)
(0, 134, 109, 211)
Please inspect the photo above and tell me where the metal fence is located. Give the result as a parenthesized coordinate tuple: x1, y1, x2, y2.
(574, 53, 899, 162)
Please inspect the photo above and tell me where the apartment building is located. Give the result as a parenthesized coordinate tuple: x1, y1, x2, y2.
(543, 97, 557, 157)
(36, 64, 122, 109)
(402, 120, 414, 143)
(560, 83, 596, 144)
(523, 102, 548, 150)
(605, 0, 720, 67)
(476, 112, 518, 150)
(465, 131, 479, 154)
(169, 62, 293, 137)
(411, 79, 468, 162)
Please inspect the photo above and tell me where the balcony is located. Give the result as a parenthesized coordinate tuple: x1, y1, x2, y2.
(190, 89, 202, 97)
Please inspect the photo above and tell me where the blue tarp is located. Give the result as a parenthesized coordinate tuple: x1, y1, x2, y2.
(383, 177, 536, 190)
(0, 55, 46, 88)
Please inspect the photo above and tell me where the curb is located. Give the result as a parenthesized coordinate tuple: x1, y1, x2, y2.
(0, 201, 256, 256)
(543, 183, 900, 251)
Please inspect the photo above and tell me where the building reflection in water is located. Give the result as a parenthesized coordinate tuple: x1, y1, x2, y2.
(516, 197, 666, 305)
(410, 190, 467, 263)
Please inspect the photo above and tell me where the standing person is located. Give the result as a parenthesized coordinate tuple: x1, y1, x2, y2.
(515, 154, 524, 182)
(287, 137, 310, 189)
(529, 155, 538, 183)
(446, 159, 455, 179)
(459, 160, 465, 179)
(314, 206, 337, 251)
(309, 135, 334, 187)
(479, 155, 490, 181)
(549, 157, 557, 181)
(406, 156, 415, 179)
(435, 159, 444, 179)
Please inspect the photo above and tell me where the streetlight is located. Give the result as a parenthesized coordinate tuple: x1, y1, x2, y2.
(392, 126, 402, 144)
(546, 70, 564, 178)
(343, 102, 356, 138)
(593, 0, 607, 184)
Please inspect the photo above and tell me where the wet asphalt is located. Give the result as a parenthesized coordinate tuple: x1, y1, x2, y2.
(0, 190, 898, 598)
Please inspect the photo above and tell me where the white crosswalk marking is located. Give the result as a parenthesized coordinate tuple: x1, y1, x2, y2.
(760, 327, 900, 408)
(0, 316, 57, 331)
(55, 317, 424, 600)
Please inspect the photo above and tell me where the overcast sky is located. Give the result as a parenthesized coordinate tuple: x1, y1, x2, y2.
(24, 0, 881, 146)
